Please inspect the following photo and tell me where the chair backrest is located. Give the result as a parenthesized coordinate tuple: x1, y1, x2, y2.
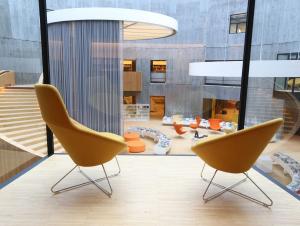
(173, 122, 186, 135)
(35, 84, 126, 166)
(173, 122, 184, 133)
(196, 116, 201, 125)
(192, 118, 283, 173)
(35, 84, 72, 129)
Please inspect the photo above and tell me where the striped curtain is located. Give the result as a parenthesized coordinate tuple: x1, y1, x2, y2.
(48, 20, 122, 134)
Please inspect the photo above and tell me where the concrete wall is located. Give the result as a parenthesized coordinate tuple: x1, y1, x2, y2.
(1, 0, 299, 121)
(0, 0, 42, 84)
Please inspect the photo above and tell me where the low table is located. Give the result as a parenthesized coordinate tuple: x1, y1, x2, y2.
(124, 132, 140, 142)
(127, 140, 146, 153)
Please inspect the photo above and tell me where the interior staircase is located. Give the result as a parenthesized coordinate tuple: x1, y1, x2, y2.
(274, 90, 300, 136)
(0, 87, 64, 157)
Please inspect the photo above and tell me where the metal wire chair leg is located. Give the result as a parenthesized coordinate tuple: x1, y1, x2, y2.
(200, 163, 206, 179)
(202, 169, 218, 202)
(51, 165, 78, 193)
(114, 157, 121, 175)
(201, 163, 247, 191)
(202, 170, 246, 202)
(51, 157, 120, 196)
(200, 163, 273, 207)
(243, 173, 273, 207)
(80, 164, 113, 198)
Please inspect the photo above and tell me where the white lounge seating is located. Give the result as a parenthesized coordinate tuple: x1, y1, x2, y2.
(271, 152, 300, 195)
(162, 116, 236, 132)
(127, 127, 171, 155)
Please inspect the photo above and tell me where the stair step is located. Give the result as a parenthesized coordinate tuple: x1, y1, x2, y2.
(40, 143, 65, 154)
(0, 94, 36, 97)
(20, 136, 47, 146)
(0, 122, 45, 133)
(6, 126, 46, 138)
(0, 114, 41, 123)
(4, 88, 34, 92)
(0, 96, 36, 100)
(28, 141, 47, 151)
(14, 130, 46, 142)
(0, 101, 37, 105)
(0, 105, 39, 109)
(1, 88, 34, 92)
(0, 118, 43, 127)
(0, 111, 41, 118)
(31, 141, 63, 153)
(0, 108, 40, 113)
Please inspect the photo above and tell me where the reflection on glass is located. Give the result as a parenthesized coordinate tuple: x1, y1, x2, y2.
(0, 0, 45, 186)
(247, 0, 300, 198)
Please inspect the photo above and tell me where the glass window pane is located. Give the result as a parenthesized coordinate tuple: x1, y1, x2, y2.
(277, 53, 290, 60)
(294, 78, 300, 92)
(247, 1, 300, 198)
(237, 22, 246, 33)
(291, 52, 298, 60)
(230, 24, 237, 33)
(44, 0, 244, 158)
(151, 60, 167, 83)
(0, 0, 45, 186)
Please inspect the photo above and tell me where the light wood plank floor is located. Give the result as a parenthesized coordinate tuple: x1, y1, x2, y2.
(0, 155, 299, 226)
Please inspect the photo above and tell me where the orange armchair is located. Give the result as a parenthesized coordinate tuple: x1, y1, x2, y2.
(209, 118, 222, 131)
(35, 84, 127, 197)
(192, 118, 283, 207)
(173, 122, 187, 135)
(190, 116, 201, 129)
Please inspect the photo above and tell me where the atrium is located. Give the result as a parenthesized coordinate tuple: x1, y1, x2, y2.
(0, 0, 300, 225)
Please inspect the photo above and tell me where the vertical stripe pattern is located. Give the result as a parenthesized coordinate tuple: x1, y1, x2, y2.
(48, 20, 122, 134)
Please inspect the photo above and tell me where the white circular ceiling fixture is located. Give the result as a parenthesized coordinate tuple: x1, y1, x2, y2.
(47, 7, 178, 41)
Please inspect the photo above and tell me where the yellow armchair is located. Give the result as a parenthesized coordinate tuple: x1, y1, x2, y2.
(191, 118, 283, 207)
(35, 84, 127, 197)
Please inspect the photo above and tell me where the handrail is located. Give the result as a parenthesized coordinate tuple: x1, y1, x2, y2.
(0, 70, 16, 86)
(0, 70, 10, 76)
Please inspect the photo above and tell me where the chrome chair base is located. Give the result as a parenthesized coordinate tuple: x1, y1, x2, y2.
(200, 164, 273, 207)
(51, 157, 121, 198)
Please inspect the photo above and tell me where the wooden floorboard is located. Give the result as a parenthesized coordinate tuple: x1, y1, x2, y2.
(0, 155, 299, 226)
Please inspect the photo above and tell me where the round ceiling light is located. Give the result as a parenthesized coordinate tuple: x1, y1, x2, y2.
(47, 8, 178, 41)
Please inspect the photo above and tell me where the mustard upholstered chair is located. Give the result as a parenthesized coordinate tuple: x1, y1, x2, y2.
(35, 84, 127, 197)
(191, 118, 283, 207)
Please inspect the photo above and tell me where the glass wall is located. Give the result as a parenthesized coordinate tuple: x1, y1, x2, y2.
(119, 0, 244, 155)
(247, 0, 300, 197)
(0, 0, 46, 186)
(44, 0, 245, 156)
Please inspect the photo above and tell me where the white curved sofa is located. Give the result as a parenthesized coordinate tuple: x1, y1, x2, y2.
(127, 127, 171, 155)
(271, 152, 300, 195)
